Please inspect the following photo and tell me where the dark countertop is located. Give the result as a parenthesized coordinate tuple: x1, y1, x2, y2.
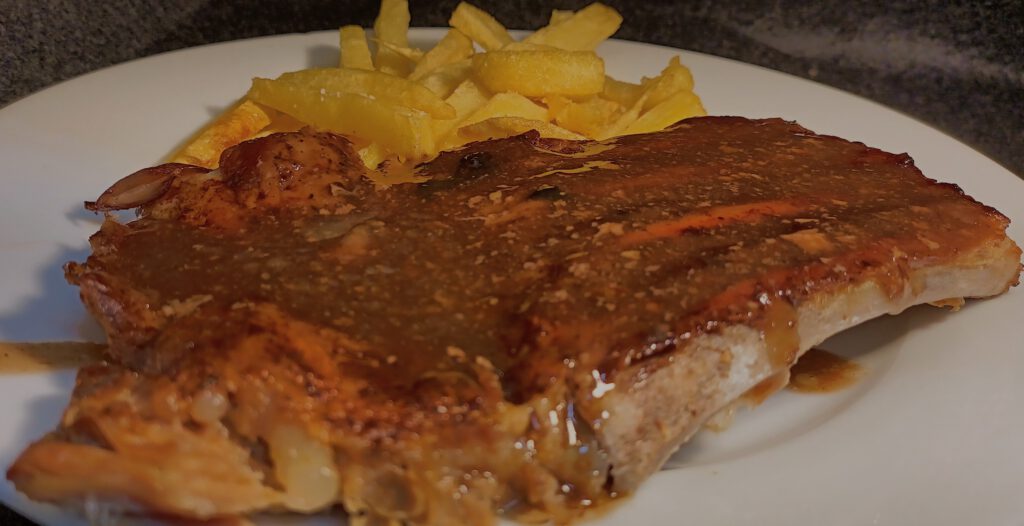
(0, 0, 1021, 523)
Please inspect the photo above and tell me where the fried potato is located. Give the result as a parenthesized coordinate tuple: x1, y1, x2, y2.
(449, 2, 513, 51)
(431, 78, 489, 141)
(549, 9, 574, 25)
(622, 90, 706, 136)
(170, 100, 271, 168)
(640, 56, 696, 111)
(248, 78, 434, 160)
(373, 0, 413, 76)
(357, 142, 388, 169)
(471, 49, 605, 97)
(274, 68, 455, 119)
(458, 117, 585, 142)
(339, 25, 374, 70)
(439, 92, 547, 149)
(601, 75, 643, 108)
(417, 59, 473, 98)
(409, 29, 474, 81)
(523, 3, 622, 50)
(596, 93, 647, 140)
(546, 95, 622, 137)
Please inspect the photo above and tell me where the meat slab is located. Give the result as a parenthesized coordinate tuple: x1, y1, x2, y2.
(8, 117, 1020, 524)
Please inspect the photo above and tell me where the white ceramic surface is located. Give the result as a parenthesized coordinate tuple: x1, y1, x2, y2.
(1, 29, 1021, 526)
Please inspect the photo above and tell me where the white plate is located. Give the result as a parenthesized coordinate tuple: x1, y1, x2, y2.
(1, 29, 1022, 526)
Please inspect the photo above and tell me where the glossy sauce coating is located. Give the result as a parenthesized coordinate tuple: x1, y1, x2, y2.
(51, 118, 1015, 523)
(86, 119, 1006, 402)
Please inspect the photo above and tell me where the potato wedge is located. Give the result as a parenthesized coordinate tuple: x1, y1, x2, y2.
(417, 59, 473, 98)
(449, 2, 513, 51)
(170, 100, 271, 168)
(640, 56, 696, 111)
(459, 117, 585, 142)
(409, 29, 474, 81)
(622, 90, 706, 136)
(471, 49, 605, 97)
(248, 78, 434, 160)
(274, 68, 455, 119)
(338, 25, 374, 70)
(373, 0, 413, 76)
(523, 3, 622, 50)
(546, 95, 622, 137)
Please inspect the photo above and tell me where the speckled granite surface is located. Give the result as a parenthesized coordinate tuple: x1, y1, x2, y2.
(1, 0, 1022, 523)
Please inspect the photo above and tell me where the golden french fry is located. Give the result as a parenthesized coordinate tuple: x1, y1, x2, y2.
(449, 2, 513, 51)
(431, 78, 489, 144)
(471, 49, 605, 97)
(339, 25, 374, 70)
(252, 108, 306, 139)
(374, 39, 424, 62)
(549, 9, 574, 25)
(523, 3, 622, 50)
(459, 117, 585, 142)
(546, 95, 622, 137)
(373, 0, 413, 76)
(247, 78, 435, 160)
(440, 92, 547, 150)
(596, 92, 647, 139)
(357, 142, 388, 169)
(417, 59, 473, 98)
(601, 75, 643, 108)
(640, 56, 696, 111)
(409, 29, 474, 81)
(169, 100, 271, 168)
(275, 68, 455, 119)
(621, 90, 706, 136)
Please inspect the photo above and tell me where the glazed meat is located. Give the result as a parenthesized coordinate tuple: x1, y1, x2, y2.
(8, 118, 1021, 524)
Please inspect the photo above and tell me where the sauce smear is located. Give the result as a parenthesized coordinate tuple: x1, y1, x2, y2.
(788, 348, 863, 393)
(0, 342, 105, 374)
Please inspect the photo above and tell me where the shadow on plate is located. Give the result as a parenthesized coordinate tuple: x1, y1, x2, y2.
(307, 44, 340, 68)
(0, 239, 102, 343)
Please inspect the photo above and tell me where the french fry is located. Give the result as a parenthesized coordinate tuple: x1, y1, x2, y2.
(640, 56, 696, 111)
(417, 59, 473, 98)
(471, 49, 605, 97)
(449, 2, 513, 51)
(523, 3, 622, 51)
(339, 25, 374, 70)
(440, 92, 547, 149)
(357, 142, 388, 169)
(170, 100, 271, 168)
(546, 95, 622, 138)
(274, 68, 455, 119)
(621, 90, 705, 136)
(373, 0, 413, 76)
(431, 78, 489, 144)
(458, 117, 585, 142)
(549, 9, 574, 25)
(247, 78, 435, 160)
(601, 76, 643, 108)
(596, 92, 647, 139)
(409, 29, 474, 81)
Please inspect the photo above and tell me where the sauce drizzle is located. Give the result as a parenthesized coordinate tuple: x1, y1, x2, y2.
(787, 347, 863, 393)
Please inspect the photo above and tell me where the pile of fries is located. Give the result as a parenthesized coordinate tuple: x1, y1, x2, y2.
(170, 0, 706, 171)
